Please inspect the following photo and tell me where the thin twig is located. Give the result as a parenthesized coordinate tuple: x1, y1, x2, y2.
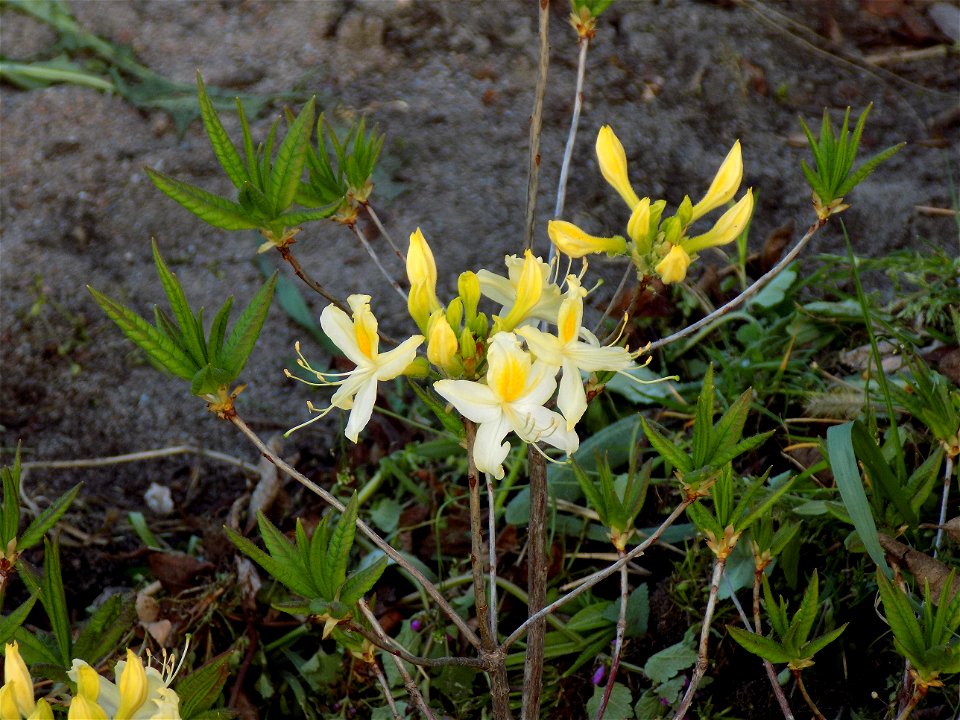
(521, 447, 549, 720)
(351, 222, 407, 301)
(672, 557, 727, 720)
(792, 670, 826, 720)
(596, 550, 628, 720)
(503, 498, 692, 651)
(372, 662, 403, 720)
(229, 413, 483, 651)
(20, 445, 260, 476)
(549, 36, 590, 264)
(358, 599, 441, 720)
(364, 204, 406, 262)
(464, 421, 513, 720)
(341, 619, 483, 670)
(523, 0, 551, 251)
(486, 471, 499, 641)
(934, 455, 954, 558)
(647, 218, 825, 353)
(278, 246, 348, 311)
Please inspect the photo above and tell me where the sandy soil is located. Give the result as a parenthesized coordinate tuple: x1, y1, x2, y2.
(1, 0, 957, 528)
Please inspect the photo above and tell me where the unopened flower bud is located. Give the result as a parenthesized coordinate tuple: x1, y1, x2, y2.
(684, 190, 754, 253)
(499, 250, 543, 331)
(691, 140, 743, 221)
(655, 245, 692, 284)
(596, 125, 641, 210)
(548, 220, 626, 259)
(446, 297, 464, 330)
(427, 311, 459, 374)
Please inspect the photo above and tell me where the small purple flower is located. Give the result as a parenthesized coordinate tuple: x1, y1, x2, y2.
(411, 618, 423, 632)
(660, 697, 670, 706)
(591, 666, 605, 686)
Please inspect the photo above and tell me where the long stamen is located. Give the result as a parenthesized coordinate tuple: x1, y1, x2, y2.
(284, 401, 338, 436)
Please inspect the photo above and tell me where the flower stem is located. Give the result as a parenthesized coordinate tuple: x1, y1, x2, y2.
(752, 569, 795, 719)
(792, 669, 826, 720)
(521, 447, 549, 720)
(350, 221, 407, 302)
(364, 203, 406, 263)
(934, 454, 954, 557)
(596, 549, 628, 720)
(523, 0, 550, 252)
(672, 557, 727, 720)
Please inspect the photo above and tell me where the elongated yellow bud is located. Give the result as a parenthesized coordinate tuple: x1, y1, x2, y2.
(0, 684, 20, 720)
(458, 271, 481, 321)
(655, 245, 692, 284)
(548, 220, 626, 259)
(427, 310, 460, 374)
(684, 190, 754, 253)
(406, 228, 440, 332)
(68, 695, 109, 720)
(408, 282, 435, 334)
(499, 250, 543, 331)
(116, 649, 148, 720)
(4, 641, 35, 717)
(626, 197, 652, 247)
(28, 698, 54, 720)
(596, 125, 641, 210)
(691, 140, 742, 221)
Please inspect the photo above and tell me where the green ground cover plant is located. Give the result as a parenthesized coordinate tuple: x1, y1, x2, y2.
(2, 1, 958, 719)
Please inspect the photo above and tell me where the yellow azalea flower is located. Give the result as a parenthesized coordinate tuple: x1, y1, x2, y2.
(691, 140, 743, 222)
(547, 220, 626, 259)
(517, 276, 643, 430)
(683, 190, 754, 254)
(68, 650, 183, 720)
(434, 332, 578, 479)
(406, 228, 441, 332)
(655, 245, 692, 284)
(3, 641, 35, 718)
(477, 253, 562, 327)
(68, 695, 109, 720)
(286, 295, 424, 442)
(26, 699, 53, 720)
(427, 309, 460, 374)
(596, 125, 641, 210)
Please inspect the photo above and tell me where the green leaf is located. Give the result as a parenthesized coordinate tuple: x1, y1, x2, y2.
(711, 389, 753, 461)
(176, 650, 234, 719)
(837, 143, 905, 198)
(197, 72, 248, 190)
(692, 365, 715, 468)
(88, 285, 198, 380)
(41, 536, 71, 665)
(586, 682, 634, 720)
(327, 494, 359, 592)
(146, 168, 259, 231)
(408, 380, 464, 438)
(0, 592, 39, 645)
(221, 272, 277, 379)
(277, 206, 340, 225)
(268, 97, 315, 215)
(72, 593, 135, 665)
(727, 626, 794, 664)
(802, 623, 848, 658)
(784, 571, 819, 650)
(151, 240, 207, 367)
(206, 297, 234, 367)
(190, 364, 235, 397)
(573, 460, 607, 522)
(225, 521, 315, 599)
(877, 571, 926, 664)
(640, 417, 690, 474)
(643, 640, 698, 684)
(18, 482, 81, 553)
(1, 445, 22, 547)
(826, 422, 891, 576)
(850, 421, 916, 526)
(339, 555, 387, 605)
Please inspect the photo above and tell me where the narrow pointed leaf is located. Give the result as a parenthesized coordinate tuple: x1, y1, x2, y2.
(72, 594, 135, 665)
(1, 446, 21, 547)
(640, 417, 691, 474)
(692, 365, 715, 468)
(712, 389, 753, 460)
(225, 522, 316, 599)
(851, 421, 916, 526)
(837, 143, 905, 198)
(18, 482, 81, 553)
(327, 493, 359, 591)
(727, 626, 794, 664)
(877, 571, 926, 661)
(40, 536, 72, 664)
(176, 651, 233, 718)
(87, 286, 198, 380)
(206, 296, 234, 367)
(268, 97, 315, 215)
(197, 72, 248, 189)
(0, 591, 38, 646)
(801, 623, 848, 658)
(146, 168, 259, 231)
(221, 272, 277, 379)
(310, 516, 333, 599)
(785, 572, 819, 648)
(826, 422, 891, 575)
(152, 240, 207, 366)
(339, 555, 388, 605)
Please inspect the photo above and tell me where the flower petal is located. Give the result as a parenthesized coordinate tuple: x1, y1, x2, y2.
(515, 325, 564, 366)
(344, 375, 379, 443)
(374, 334, 425, 380)
(473, 414, 513, 479)
(319, 304, 369, 367)
(434, 379, 502, 424)
(557, 359, 588, 431)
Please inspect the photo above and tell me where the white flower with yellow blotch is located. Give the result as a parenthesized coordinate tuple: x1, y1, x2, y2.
(517, 275, 643, 430)
(434, 332, 578, 479)
(286, 295, 424, 442)
(476, 251, 563, 328)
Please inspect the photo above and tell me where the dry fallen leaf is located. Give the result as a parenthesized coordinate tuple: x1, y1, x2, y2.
(878, 533, 960, 605)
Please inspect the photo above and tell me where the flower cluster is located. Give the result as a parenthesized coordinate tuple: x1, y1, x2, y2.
(548, 126, 754, 285)
(1, 643, 181, 720)
(288, 230, 652, 479)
